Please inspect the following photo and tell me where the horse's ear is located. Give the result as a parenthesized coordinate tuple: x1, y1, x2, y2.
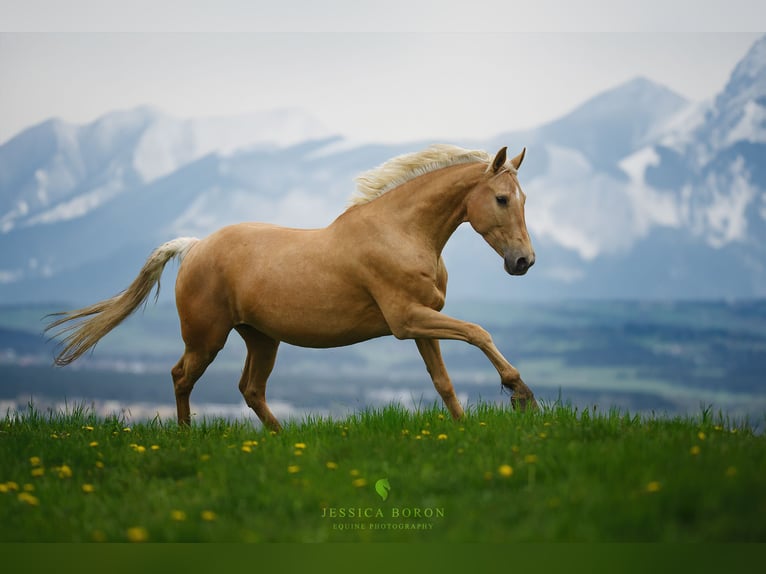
(491, 147, 508, 173)
(510, 147, 526, 170)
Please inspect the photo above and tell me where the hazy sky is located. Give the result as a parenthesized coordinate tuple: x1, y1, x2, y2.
(0, 1, 763, 145)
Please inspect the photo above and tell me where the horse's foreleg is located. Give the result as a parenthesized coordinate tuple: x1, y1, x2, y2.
(236, 325, 282, 432)
(391, 305, 538, 411)
(415, 339, 464, 419)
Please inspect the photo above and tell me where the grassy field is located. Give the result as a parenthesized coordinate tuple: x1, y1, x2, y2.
(0, 401, 764, 543)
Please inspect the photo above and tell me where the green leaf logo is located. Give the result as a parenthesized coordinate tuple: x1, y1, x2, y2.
(375, 478, 391, 501)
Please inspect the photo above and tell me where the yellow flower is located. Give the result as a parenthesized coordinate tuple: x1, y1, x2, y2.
(349, 469, 360, 477)
(0, 484, 8, 493)
(420, 429, 430, 436)
(170, 510, 187, 521)
(126, 527, 148, 542)
(479, 422, 487, 427)
(122, 427, 132, 433)
(151, 445, 160, 451)
(83, 425, 94, 431)
(81, 484, 95, 493)
(89, 441, 99, 447)
(646, 481, 662, 493)
(29, 456, 42, 466)
(326, 461, 338, 470)
(401, 429, 410, 435)
(437, 434, 448, 440)
(18, 492, 39, 506)
(287, 465, 301, 474)
(294, 442, 307, 449)
(241, 445, 252, 453)
(538, 432, 548, 439)
(201, 510, 217, 521)
(31, 467, 45, 477)
(293, 450, 303, 456)
(437, 414, 445, 421)
(56, 465, 73, 479)
(498, 464, 514, 478)
(242, 440, 258, 447)
(690, 445, 701, 456)
(132, 445, 146, 453)
(5, 481, 19, 491)
(200, 454, 211, 462)
(524, 454, 539, 464)
(697, 431, 706, 441)
(23, 483, 34, 492)
(352, 478, 367, 488)
(95, 461, 105, 469)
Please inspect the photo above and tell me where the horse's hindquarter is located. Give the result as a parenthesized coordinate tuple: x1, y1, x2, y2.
(193, 223, 391, 348)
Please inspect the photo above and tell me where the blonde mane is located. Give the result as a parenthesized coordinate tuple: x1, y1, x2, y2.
(349, 144, 508, 208)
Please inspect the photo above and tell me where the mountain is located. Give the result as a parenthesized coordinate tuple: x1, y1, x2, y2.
(1, 35, 766, 304)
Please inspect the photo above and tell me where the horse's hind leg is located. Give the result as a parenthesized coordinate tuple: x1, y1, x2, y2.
(235, 325, 282, 432)
(172, 321, 231, 425)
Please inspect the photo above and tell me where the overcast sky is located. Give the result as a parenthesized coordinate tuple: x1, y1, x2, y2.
(0, 1, 763, 145)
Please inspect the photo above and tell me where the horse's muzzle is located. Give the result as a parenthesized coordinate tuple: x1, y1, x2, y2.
(504, 252, 535, 276)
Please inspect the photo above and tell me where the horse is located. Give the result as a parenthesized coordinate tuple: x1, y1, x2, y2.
(46, 144, 538, 430)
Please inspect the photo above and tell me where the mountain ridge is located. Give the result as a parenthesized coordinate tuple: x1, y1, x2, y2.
(2, 36, 765, 303)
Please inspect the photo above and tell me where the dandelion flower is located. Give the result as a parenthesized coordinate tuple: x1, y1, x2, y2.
(294, 442, 307, 450)
(151, 445, 160, 451)
(83, 426, 94, 431)
(31, 467, 45, 477)
(498, 464, 513, 478)
(524, 455, 539, 464)
(5, 481, 19, 491)
(421, 429, 431, 436)
(690, 445, 701, 456)
(326, 461, 338, 470)
(29, 456, 42, 466)
(200, 454, 211, 462)
(56, 465, 73, 479)
(293, 450, 303, 456)
(95, 461, 105, 469)
(122, 427, 132, 433)
(89, 441, 99, 447)
(241, 446, 252, 453)
(126, 527, 148, 542)
(698, 431, 706, 441)
(81, 484, 95, 493)
(23, 483, 34, 492)
(437, 434, 448, 440)
(349, 469, 360, 477)
(437, 414, 445, 421)
(646, 481, 661, 493)
(479, 422, 487, 427)
(352, 478, 367, 488)
(170, 510, 187, 521)
(287, 465, 301, 474)
(17, 492, 39, 506)
(201, 510, 217, 521)
(0, 484, 7, 493)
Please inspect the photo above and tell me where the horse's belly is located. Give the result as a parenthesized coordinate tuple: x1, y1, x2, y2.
(247, 302, 392, 348)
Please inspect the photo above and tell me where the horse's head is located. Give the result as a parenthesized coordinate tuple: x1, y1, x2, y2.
(466, 146, 535, 276)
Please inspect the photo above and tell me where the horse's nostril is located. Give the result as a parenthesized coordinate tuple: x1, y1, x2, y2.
(516, 257, 528, 271)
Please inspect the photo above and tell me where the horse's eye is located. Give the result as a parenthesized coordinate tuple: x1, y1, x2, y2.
(496, 196, 508, 206)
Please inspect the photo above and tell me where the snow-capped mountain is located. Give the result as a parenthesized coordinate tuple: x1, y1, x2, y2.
(1, 35, 765, 303)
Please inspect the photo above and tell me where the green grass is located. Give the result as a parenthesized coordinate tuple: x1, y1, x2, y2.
(1, 401, 764, 542)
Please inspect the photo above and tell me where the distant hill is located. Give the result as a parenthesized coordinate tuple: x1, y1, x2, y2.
(1, 35, 766, 303)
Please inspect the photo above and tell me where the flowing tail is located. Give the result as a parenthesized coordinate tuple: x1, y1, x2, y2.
(46, 237, 199, 366)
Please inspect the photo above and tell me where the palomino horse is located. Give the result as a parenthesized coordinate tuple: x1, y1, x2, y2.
(47, 144, 537, 430)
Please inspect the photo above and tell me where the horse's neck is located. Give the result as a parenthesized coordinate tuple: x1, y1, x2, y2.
(383, 162, 483, 254)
